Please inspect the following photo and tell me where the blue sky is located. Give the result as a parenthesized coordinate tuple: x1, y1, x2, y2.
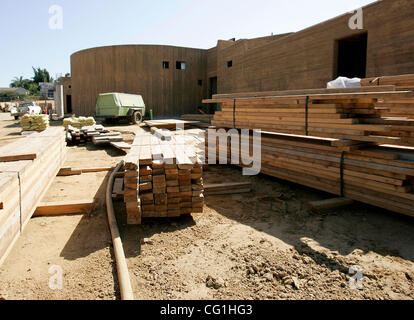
(0, 0, 375, 87)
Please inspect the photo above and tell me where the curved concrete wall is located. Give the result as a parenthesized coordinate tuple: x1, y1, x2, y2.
(70, 45, 207, 117)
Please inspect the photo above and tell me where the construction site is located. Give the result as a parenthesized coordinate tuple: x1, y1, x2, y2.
(0, 0, 414, 301)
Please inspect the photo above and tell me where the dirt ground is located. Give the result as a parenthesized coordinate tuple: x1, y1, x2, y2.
(0, 112, 413, 300)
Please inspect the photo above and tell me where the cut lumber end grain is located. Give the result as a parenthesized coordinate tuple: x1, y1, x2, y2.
(33, 200, 96, 217)
(308, 197, 355, 213)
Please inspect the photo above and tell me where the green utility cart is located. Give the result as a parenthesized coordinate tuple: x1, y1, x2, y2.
(96, 93, 146, 124)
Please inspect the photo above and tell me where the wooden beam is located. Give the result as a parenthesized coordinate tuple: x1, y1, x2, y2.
(57, 167, 114, 176)
(204, 182, 252, 196)
(308, 198, 355, 213)
(33, 200, 95, 216)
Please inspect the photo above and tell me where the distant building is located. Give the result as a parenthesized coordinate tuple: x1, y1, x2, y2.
(39, 82, 55, 99)
(0, 87, 29, 95)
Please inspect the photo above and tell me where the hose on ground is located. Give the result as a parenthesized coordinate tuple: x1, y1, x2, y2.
(105, 161, 134, 300)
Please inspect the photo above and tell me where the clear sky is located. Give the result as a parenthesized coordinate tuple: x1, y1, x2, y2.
(0, 0, 376, 87)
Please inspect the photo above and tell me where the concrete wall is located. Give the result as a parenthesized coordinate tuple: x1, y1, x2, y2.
(68, 0, 414, 116)
(212, 0, 414, 94)
(70, 45, 207, 117)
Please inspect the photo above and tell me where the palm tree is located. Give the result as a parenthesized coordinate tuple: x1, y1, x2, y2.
(10, 76, 24, 88)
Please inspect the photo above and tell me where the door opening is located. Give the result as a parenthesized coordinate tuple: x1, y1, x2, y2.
(208, 77, 218, 114)
(66, 95, 72, 114)
(335, 32, 367, 79)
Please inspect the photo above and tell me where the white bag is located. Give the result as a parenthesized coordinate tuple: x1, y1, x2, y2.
(327, 77, 361, 89)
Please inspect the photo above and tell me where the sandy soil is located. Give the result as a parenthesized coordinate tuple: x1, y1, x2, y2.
(0, 112, 413, 300)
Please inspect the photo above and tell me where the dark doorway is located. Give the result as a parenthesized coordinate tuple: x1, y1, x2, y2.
(208, 77, 218, 114)
(66, 95, 72, 114)
(335, 32, 367, 79)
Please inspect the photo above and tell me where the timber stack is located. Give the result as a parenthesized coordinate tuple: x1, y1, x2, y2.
(204, 84, 414, 218)
(207, 90, 414, 147)
(0, 127, 67, 265)
(123, 129, 204, 225)
(66, 124, 123, 146)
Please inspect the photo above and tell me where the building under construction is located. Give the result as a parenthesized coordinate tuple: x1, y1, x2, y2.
(63, 0, 414, 117)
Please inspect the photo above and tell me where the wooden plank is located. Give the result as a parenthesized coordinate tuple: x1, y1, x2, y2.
(308, 198, 355, 213)
(34, 200, 95, 216)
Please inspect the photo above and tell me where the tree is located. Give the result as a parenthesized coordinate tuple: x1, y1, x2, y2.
(10, 77, 32, 90)
(28, 82, 39, 95)
(32, 67, 52, 84)
(10, 76, 24, 88)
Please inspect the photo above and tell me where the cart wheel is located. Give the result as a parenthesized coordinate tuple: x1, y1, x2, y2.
(132, 111, 143, 125)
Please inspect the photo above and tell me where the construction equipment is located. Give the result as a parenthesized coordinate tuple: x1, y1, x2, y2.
(96, 93, 146, 125)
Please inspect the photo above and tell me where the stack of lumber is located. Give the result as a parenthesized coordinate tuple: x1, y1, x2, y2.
(66, 124, 123, 145)
(20, 114, 49, 132)
(206, 91, 414, 147)
(123, 129, 205, 224)
(0, 127, 66, 265)
(206, 129, 414, 218)
(362, 74, 414, 91)
(373, 98, 414, 119)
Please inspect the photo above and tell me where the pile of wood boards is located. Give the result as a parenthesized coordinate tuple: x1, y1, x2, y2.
(0, 127, 67, 265)
(207, 130, 414, 217)
(362, 74, 414, 91)
(66, 124, 123, 145)
(123, 129, 205, 224)
(207, 91, 414, 147)
(203, 86, 414, 218)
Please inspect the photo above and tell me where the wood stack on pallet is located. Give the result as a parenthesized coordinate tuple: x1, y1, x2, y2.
(123, 129, 205, 224)
(206, 91, 414, 147)
(0, 127, 67, 265)
(66, 124, 123, 146)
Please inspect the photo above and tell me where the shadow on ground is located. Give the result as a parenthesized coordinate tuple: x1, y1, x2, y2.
(203, 165, 414, 273)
